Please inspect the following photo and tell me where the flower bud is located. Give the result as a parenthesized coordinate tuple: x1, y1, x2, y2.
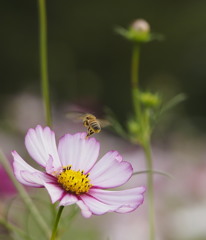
(115, 19, 163, 43)
(140, 92, 161, 108)
(127, 118, 141, 144)
(131, 19, 150, 33)
(128, 19, 151, 43)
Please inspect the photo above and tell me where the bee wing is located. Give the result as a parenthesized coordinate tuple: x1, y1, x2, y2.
(98, 119, 111, 128)
(66, 112, 88, 122)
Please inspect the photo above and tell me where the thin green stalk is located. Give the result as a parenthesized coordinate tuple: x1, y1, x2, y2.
(0, 217, 31, 240)
(131, 43, 144, 142)
(0, 151, 50, 238)
(143, 140, 155, 240)
(131, 43, 140, 89)
(131, 42, 156, 240)
(38, 0, 52, 127)
(50, 206, 64, 240)
(133, 169, 173, 180)
(131, 44, 141, 118)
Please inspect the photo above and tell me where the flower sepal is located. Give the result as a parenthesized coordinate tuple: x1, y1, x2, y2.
(116, 19, 163, 43)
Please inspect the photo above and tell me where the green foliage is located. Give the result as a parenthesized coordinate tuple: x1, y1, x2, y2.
(128, 90, 161, 144)
(106, 91, 186, 145)
(104, 107, 128, 139)
(159, 93, 187, 115)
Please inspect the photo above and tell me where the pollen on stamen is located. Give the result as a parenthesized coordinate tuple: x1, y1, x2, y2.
(57, 165, 92, 195)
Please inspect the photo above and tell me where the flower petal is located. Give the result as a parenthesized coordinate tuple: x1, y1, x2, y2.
(12, 150, 45, 187)
(58, 132, 100, 172)
(89, 151, 133, 188)
(25, 125, 61, 168)
(58, 193, 78, 206)
(20, 171, 54, 186)
(79, 187, 145, 216)
(76, 200, 92, 218)
(79, 194, 119, 216)
(44, 182, 65, 204)
(45, 155, 54, 174)
(88, 187, 145, 213)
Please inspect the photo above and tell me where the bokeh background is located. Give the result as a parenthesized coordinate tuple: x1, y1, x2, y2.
(1, 0, 206, 240)
(1, 0, 206, 130)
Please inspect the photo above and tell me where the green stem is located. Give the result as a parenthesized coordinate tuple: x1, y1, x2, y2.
(0, 217, 32, 240)
(131, 43, 144, 142)
(143, 140, 155, 240)
(0, 151, 50, 238)
(133, 170, 173, 179)
(38, 0, 52, 127)
(130, 33, 155, 240)
(50, 206, 64, 240)
(131, 43, 140, 89)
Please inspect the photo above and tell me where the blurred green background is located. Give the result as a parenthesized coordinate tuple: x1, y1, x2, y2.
(1, 0, 206, 131)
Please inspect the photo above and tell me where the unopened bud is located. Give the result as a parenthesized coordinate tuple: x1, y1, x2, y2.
(128, 19, 151, 43)
(140, 92, 161, 108)
(116, 19, 163, 43)
(131, 19, 150, 33)
(128, 119, 140, 134)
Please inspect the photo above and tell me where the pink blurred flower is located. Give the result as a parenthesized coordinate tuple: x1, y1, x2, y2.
(12, 125, 145, 218)
(0, 166, 16, 195)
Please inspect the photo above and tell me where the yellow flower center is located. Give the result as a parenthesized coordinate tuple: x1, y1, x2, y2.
(57, 165, 92, 195)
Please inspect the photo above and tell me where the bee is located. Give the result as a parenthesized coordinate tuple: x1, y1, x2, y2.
(67, 112, 110, 138)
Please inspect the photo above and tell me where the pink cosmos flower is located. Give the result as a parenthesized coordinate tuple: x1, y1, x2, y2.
(0, 166, 17, 195)
(12, 125, 145, 218)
